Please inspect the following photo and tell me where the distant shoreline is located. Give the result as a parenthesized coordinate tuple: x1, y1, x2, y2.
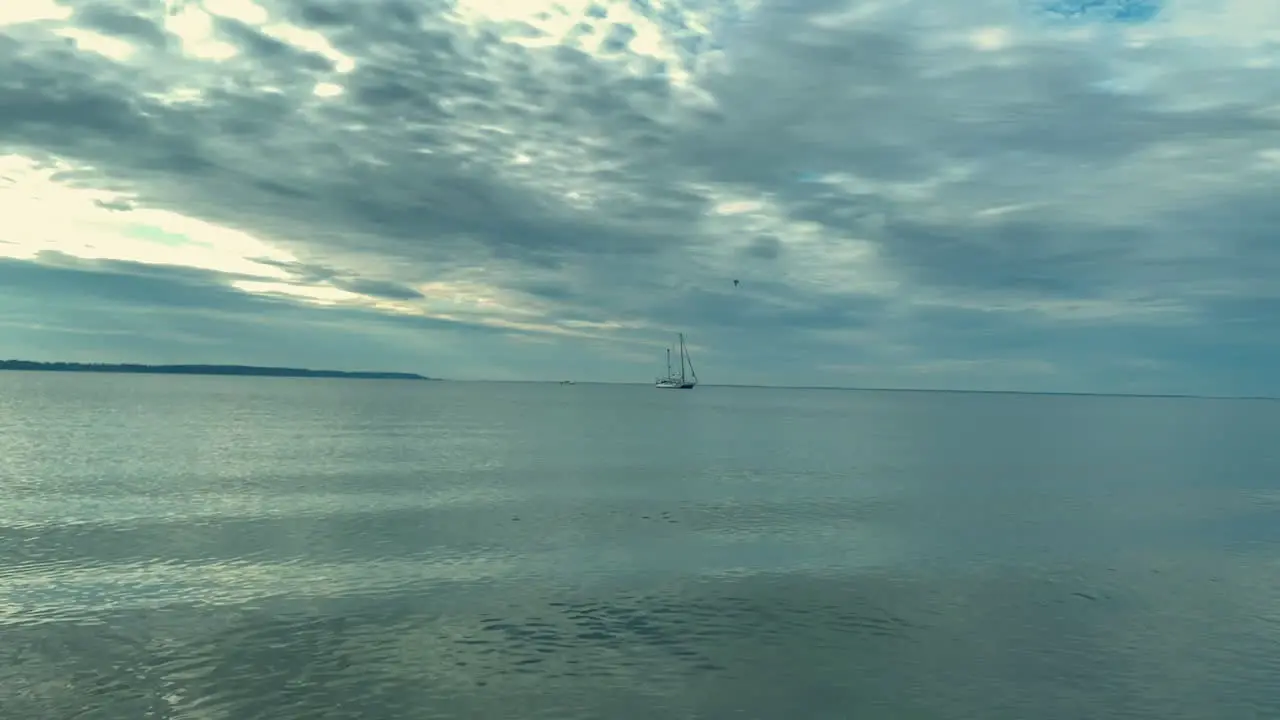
(0, 360, 433, 381)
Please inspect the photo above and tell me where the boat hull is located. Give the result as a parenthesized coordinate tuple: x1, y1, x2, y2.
(655, 382, 696, 389)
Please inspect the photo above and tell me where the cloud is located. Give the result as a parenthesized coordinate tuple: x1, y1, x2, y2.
(0, 0, 1277, 392)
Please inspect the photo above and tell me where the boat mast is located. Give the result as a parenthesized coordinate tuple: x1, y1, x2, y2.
(666, 348, 672, 378)
(684, 337, 697, 383)
(679, 333, 687, 383)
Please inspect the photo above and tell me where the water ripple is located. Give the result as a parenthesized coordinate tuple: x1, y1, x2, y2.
(4, 378, 1280, 717)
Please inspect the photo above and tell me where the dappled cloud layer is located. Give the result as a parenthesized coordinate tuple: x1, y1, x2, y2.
(2, 0, 1279, 391)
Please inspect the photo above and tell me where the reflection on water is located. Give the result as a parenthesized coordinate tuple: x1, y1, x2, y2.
(1, 374, 1279, 718)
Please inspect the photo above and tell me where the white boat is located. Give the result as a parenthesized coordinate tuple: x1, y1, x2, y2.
(655, 333, 697, 389)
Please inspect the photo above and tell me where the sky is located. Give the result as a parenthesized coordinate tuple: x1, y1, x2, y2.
(0, 0, 1278, 394)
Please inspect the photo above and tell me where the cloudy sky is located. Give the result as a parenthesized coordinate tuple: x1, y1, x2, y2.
(1, 0, 1277, 394)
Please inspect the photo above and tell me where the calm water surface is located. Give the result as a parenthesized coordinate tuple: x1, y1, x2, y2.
(1, 373, 1278, 718)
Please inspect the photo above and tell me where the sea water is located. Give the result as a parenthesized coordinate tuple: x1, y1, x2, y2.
(1, 373, 1277, 718)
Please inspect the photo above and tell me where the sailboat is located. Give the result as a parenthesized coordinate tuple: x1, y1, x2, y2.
(655, 333, 697, 389)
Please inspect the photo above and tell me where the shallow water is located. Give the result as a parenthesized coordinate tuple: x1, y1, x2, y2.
(1, 373, 1278, 718)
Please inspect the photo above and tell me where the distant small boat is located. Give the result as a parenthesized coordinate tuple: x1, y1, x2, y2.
(655, 333, 697, 389)
(559, 380, 575, 385)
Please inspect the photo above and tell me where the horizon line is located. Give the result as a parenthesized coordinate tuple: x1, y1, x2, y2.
(2, 359, 1269, 402)
(457, 378, 1280, 402)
